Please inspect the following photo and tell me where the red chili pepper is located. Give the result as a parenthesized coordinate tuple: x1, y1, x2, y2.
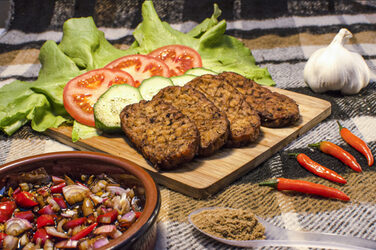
(53, 196, 67, 209)
(135, 211, 142, 219)
(33, 228, 50, 245)
(0, 201, 16, 223)
(37, 214, 55, 228)
(63, 217, 87, 230)
(50, 182, 66, 194)
(259, 178, 350, 201)
(338, 122, 374, 167)
(289, 153, 347, 184)
(14, 210, 35, 222)
(70, 222, 98, 241)
(0, 232, 7, 245)
(38, 204, 55, 215)
(97, 210, 118, 224)
(309, 141, 362, 172)
(13, 191, 39, 207)
(52, 176, 65, 184)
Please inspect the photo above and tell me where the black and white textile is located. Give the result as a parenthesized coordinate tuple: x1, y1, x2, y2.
(1, 1, 375, 249)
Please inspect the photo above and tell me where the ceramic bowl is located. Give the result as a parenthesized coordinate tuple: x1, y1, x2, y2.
(0, 151, 160, 250)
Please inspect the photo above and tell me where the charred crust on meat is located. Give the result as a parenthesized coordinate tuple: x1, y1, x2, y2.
(186, 74, 261, 147)
(119, 71, 300, 171)
(120, 98, 199, 170)
(153, 85, 230, 156)
(218, 71, 300, 128)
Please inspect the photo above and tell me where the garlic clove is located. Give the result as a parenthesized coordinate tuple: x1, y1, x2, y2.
(304, 28, 372, 95)
(339, 53, 370, 95)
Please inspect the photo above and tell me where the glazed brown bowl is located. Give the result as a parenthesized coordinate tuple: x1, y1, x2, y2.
(0, 151, 160, 250)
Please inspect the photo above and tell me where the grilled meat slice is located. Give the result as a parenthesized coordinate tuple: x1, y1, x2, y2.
(219, 71, 300, 128)
(153, 85, 229, 156)
(120, 98, 199, 170)
(187, 74, 261, 147)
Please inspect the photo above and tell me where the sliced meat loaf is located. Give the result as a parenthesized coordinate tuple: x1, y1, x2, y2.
(120, 98, 199, 170)
(187, 74, 261, 147)
(153, 85, 229, 156)
(219, 71, 300, 128)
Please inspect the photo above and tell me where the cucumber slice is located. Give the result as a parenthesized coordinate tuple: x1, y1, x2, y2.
(139, 76, 173, 101)
(185, 67, 217, 76)
(170, 74, 196, 86)
(94, 84, 142, 132)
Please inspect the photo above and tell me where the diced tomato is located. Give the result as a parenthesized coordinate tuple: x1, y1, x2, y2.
(14, 210, 34, 222)
(0, 232, 6, 245)
(33, 228, 50, 245)
(0, 201, 16, 223)
(63, 217, 87, 230)
(13, 191, 38, 208)
(52, 176, 65, 184)
(97, 210, 118, 224)
(63, 68, 135, 127)
(53, 196, 67, 209)
(148, 45, 202, 76)
(50, 182, 66, 193)
(37, 214, 55, 228)
(38, 204, 55, 215)
(105, 54, 170, 87)
(135, 211, 142, 219)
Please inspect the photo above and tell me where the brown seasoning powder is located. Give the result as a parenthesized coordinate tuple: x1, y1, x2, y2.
(191, 208, 266, 241)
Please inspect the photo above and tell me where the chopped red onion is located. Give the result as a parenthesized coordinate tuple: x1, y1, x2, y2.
(120, 211, 136, 224)
(3, 235, 18, 250)
(5, 218, 32, 236)
(55, 239, 78, 248)
(93, 237, 110, 249)
(62, 185, 90, 205)
(45, 226, 69, 238)
(111, 230, 122, 239)
(94, 225, 117, 235)
(106, 185, 129, 195)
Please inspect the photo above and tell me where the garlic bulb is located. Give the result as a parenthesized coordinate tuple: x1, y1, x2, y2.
(304, 28, 371, 95)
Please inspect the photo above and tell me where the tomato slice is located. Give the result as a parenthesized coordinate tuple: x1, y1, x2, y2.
(148, 45, 202, 77)
(63, 69, 135, 127)
(105, 54, 170, 87)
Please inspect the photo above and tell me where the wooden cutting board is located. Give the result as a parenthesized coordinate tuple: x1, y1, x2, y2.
(45, 87, 331, 199)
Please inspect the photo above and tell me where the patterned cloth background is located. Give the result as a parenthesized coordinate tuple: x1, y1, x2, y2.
(1, 0, 376, 249)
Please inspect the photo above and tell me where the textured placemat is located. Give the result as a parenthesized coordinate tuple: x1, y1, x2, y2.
(1, 1, 376, 249)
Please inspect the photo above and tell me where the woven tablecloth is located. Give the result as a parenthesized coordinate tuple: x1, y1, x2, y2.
(1, 1, 376, 249)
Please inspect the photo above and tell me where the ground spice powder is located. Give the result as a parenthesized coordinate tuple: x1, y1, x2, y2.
(191, 208, 266, 241)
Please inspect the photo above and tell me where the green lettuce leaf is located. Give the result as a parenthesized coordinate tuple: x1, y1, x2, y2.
(0, 40, 79, 135)
(71, 121, 101, 142)
(58, 17, 134, 70)
(132, 1, 274, 85)
(0, 17, 129, 136)
(186, 3, 222, 38)
(0, 1, 274, 139)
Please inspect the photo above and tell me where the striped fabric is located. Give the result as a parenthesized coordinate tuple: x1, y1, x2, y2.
(1, 1, 376, 249)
